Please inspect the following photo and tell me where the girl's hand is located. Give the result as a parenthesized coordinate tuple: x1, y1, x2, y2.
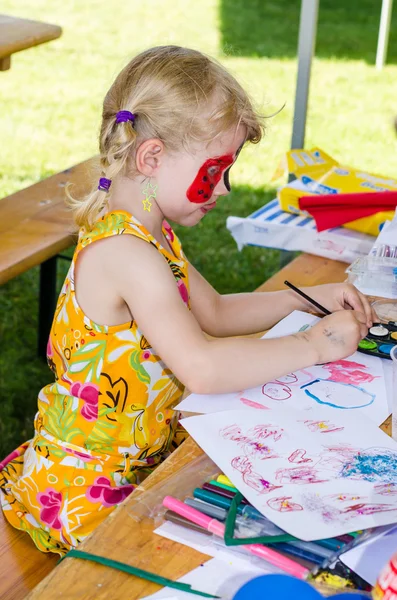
(301, 283, 376, 328)
(304, 310, 369, 364)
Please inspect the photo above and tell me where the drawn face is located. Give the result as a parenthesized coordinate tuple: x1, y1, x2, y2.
(262, 382, 292, 401)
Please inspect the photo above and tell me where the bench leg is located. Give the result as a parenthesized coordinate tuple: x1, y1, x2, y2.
(38, 257, 58, 359)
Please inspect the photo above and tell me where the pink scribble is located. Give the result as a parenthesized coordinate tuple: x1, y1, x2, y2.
(288, 449, 313, 464)
(375, 483, 397, 496)
(261, 382, 292, 401)
(231, 456, 282, 494)
(240, 398, 269, 410)
(275, 466, 328, 485)
(342, 503, 397, 516)
(322, 359, 378, 385)
(220, 424, 279, 460)
(248, 424, 284, 442)
(301, 419, 344, 434)
(317, 445, 359, 471)
(220, 425, 246, 442)
(267, 496, 304, 512)
(243, 440, 279, 460)
(325, 493, 364, 502)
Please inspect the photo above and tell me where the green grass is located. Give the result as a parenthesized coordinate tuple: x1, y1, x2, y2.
(1, 0, 397, 456)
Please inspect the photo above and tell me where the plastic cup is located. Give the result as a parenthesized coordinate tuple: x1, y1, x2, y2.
(391, 346, 397, 442)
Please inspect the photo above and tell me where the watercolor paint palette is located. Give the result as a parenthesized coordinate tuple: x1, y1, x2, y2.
(358, 321, 397, 360)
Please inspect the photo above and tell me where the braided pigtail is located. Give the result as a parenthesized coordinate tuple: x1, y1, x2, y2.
(66, 110, 137, 230)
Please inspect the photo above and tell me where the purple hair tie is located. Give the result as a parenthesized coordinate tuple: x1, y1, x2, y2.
(98, 177, 112, 192)
(116, 110, 136, 124)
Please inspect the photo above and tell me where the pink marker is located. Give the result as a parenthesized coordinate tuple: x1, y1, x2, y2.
(163, 495, 309, 579)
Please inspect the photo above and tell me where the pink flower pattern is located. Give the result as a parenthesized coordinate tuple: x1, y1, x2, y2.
(86, 476, 135, 507)
(37, 488, 63, 530)
(163, 220, 175, 243)
(70, 382, 99, 421)
(177, 280, 189, 306)
(61, 447, 93, 462)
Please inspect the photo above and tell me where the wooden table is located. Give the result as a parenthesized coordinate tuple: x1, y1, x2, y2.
(0, 14, 62, 71)
(23, 253, 391, 599)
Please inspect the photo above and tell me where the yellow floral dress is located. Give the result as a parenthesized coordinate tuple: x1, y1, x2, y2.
(0, 211, 189, 555)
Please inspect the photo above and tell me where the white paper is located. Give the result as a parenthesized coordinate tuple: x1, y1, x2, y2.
(226, 198, 373, 263)
(142, 556, 265, 599)
(370, 208, 397, 253)
(177, 311, 389, 426)
(341, 526, 397, 585)
(181, 406, 397, 540)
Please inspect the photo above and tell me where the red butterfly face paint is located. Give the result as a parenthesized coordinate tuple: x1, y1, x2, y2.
(187, 141, 245, 204)
(187, 154, 234, 204)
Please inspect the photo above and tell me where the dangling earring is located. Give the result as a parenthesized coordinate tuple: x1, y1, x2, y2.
(141, 178, 157, 212)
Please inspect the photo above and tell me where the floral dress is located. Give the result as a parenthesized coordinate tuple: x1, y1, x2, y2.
(0, 211, 189, 555)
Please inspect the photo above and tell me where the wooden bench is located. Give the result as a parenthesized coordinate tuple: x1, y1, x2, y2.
(0, 512, 58, 600)
(0, 157, 98, 356)
(0, 14, 62, 71)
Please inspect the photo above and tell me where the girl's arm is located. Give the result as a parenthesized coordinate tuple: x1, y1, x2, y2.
(105, 236, 368, 395)
(187, 262, 374, 337)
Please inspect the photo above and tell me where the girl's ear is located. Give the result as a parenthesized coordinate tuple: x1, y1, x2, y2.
(135, 139, 164, 177)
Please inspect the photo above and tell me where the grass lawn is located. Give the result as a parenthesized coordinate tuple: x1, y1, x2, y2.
(1, 0, 397, 456)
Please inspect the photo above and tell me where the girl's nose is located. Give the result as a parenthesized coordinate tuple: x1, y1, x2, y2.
(214, 176, 231, 197)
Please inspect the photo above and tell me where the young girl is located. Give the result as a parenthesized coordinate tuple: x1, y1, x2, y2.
(0, 45, 373, 555)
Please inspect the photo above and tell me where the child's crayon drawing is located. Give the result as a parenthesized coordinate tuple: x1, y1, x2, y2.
(231, 456, 282, 494)
(301, 379, 375, 410)
(301, 419, 344, 434)
(182, 405, 397, 540)
(176, 311, 389, 427)
(267, 496, 304, 512)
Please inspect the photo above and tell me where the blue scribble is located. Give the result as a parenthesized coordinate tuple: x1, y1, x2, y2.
(301, 379, 375, 410)
(340, 448, 397, 484)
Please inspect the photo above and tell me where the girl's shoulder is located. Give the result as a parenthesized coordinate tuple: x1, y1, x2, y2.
(78, 211, 149, 248)
(76, 210, 184, 263)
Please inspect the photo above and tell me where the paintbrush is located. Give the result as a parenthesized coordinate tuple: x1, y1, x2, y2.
(284, 280, 331, 316)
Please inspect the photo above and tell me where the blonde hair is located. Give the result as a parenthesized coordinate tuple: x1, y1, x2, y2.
(68, 45, 266, 230)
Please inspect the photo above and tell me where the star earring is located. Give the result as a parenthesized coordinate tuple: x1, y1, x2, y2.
(141, 179, 158, 212)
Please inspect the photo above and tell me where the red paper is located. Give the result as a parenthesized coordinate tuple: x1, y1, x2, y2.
(299, 191, 397, 231)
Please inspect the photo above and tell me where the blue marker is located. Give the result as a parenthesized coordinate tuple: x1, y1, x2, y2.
(268, 542, 324, 565)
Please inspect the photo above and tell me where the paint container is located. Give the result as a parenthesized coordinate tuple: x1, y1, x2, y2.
(391, 346, 397, 443)
(372, 300, 397, 324)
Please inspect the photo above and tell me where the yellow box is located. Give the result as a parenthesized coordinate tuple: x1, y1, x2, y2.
(276, 148, 397, 236)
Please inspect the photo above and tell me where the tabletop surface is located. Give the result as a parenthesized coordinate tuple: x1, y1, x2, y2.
(0, 14, 62, 60)
(25, 253, 392, 599)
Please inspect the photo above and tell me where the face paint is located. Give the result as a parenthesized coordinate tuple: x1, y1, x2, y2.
(187, 154, 234, 204)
